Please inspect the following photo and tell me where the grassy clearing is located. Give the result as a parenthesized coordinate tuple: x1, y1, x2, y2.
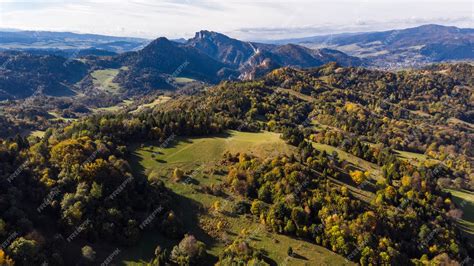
(445, 189, 474, 243)
(174, 77, 195, 84)
(92, 105, 123, 113)
(276, 87, 315, 102)
(133, 130, 294, 176)
(30, 130, 45, 138)
(310, 142, 378, 204)
(394, 150, 439, 165)
(131, 96, 172, 114)
(448, 117, 474, 129)
(47, 111, 76, 122)
(312, 142, 382, 180)
(122, 131, 352, 265)
(91, 68, 122, 92)
(92, 99, 134, 113)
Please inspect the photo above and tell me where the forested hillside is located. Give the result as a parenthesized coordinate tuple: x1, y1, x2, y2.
(0, 62, 472, 265)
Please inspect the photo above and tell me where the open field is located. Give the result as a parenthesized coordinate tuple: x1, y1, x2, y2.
(132, 130, 294, 176)
(174, 77, 196, 84)
(92, 105, 123, 113)
(311, 142, 382, 180)
(92, 99, 134, 113)
(130, 96, 172, 114)
(448, 117, 474, 129)
(123, 131, 352, 265)
(310, 142, 378, 203)
(277, 87, 315, 102)
(47, 111, 77, 122)
(30, 130, 45, 138)
(91, 68, 122, 92)
(445, 189, 474, 244)
(394, 150, 439, 164)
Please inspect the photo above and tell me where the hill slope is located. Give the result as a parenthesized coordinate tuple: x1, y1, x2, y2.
(0, 62, 472, 265)
(0, 51, 88, 100)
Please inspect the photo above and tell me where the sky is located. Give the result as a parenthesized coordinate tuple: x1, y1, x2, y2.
(0, 0, 473, 40)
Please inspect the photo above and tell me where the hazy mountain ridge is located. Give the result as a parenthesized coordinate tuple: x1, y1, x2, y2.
(0, 30, 149, 53)
(270, 24, 474, 68)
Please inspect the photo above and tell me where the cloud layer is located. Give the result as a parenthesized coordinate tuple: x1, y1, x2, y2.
(0, 0, 472, 40)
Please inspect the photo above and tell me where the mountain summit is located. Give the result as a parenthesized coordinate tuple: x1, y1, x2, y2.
(109, 30, 363, 90)
(186, 30, 268, 66)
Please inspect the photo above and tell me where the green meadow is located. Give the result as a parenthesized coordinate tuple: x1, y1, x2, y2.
(91, 68, 122, 92)
(445, 189, 474, 244)
(122, 130, 352, 265)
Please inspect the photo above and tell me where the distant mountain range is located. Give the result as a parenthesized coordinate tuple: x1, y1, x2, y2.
(0, 30, 149, 55)
(270, 24, 474, 68)
(0, 24, 473, 100)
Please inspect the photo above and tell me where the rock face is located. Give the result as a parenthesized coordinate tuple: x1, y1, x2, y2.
(184, 30, 362, 79)
(186, 30, 260, 67)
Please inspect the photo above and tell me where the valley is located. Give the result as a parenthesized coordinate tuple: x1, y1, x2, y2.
(0, 22, 472, 266)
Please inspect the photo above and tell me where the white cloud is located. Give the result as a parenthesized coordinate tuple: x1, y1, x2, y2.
(0, 0, 472, 40)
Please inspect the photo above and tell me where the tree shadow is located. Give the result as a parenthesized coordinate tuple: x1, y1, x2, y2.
(169, 191, 219, 264)
(249, 235, 262, 242)
(125, 149, 221, 264)
(292, 253, 309, 260)
(182, 176, 200, 185)
(263, 256, 278, 266)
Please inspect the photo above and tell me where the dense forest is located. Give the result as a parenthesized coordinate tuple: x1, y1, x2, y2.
(0, 63, 472, 265)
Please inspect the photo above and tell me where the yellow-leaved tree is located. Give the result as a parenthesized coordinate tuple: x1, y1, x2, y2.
(349, 170, 366, 185)
(0, 249, 14, 266)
